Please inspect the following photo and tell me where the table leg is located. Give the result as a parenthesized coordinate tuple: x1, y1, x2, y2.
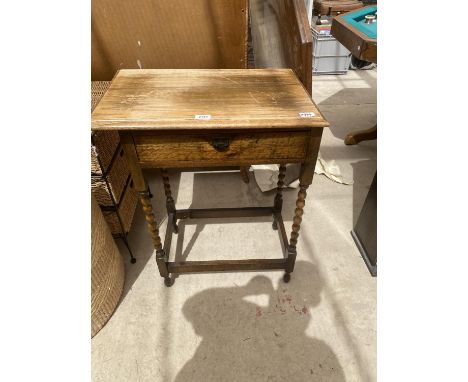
(240, 166, 250, 184)
(161, 169, 178, 234)
(138, 190, 172, 286)
(284, 129, 322, 282)
(272, 164, 286, 231)
(139, 191, 163, 251)
(345, 124, 377, 145)
(120, 132, 171, 286)
(284, 183, 308, 282)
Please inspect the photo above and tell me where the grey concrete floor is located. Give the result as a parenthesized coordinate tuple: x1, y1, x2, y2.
(92, 69, 377, 382)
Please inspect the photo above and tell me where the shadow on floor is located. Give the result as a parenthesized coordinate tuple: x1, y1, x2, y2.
(174, 261, 345, 381)
(318, 89, 377, 141)
(118, 169, 369, 381)
(316, 69, 376, 142)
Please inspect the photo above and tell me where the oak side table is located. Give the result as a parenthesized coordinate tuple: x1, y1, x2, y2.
(91, 69, 329, 286)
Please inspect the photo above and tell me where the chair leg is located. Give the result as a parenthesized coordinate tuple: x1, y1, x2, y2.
(345, 124, 377, 145)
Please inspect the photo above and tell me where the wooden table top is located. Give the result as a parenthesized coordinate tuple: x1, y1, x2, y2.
(91, 69, 328, 131)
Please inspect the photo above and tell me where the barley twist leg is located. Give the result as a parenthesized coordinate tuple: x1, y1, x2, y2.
(272, 164, 287, 230)
(161, 169, 178, 234)
(284, 184, 309, 282)
(139, 191, 170, 284)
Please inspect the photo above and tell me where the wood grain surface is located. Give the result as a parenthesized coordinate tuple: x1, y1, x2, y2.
(91, 69, 328, 130)
(91, 0, 248, 80)
(134, 131, 310, 168)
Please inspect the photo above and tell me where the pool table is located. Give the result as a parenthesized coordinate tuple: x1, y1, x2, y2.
(331, 5, 377, 145)
(331, 5, 377, 63)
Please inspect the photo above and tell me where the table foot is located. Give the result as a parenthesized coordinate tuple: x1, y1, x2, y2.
(283, 273, 291, 283)
(130, 258, 137, 264)
(164, 276, 174, 287)
(272, 220, 278, 230)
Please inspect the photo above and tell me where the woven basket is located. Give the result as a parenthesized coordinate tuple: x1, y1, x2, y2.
(91, 81, 120, 174)
(103, 179, 139, 235)
(91, 194, 125, 338)
(91, 80, 138, 235)
(91, 146, 131, 206)
(91, 132, 120, 174)
(91, 81, 112, 111)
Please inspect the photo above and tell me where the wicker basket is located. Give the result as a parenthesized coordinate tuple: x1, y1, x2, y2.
(91, 132, 120, 174)
(102, 179, 139, 235)
(91, 194, 125, 338)
(91, 81, 112, 111)
(91, 146, 131, 206)
(91, 81, 120, 174)
(91, 80, 138, 235)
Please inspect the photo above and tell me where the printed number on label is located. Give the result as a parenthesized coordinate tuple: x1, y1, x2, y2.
(299, 112, 315, 118)
(195, 114, 212, 120)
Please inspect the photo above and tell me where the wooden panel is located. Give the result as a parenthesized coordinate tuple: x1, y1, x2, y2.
(250, 0, 313, 95)
(91, 69, 328, 131)
(92, 0, 248, 80)
(134, 131, 310, 168)
(176, 207, 273, 219)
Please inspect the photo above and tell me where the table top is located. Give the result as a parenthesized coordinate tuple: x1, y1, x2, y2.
(91, 69, 328, 131)
(342, 6, 377, 39)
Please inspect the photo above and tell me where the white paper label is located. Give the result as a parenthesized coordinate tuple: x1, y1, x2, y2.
(299, 112, 315, 118)
(195, 114, 212, 120)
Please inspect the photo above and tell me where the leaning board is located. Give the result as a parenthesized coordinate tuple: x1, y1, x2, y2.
(250, 0, 313, 95)
(92, 0, 248, 80)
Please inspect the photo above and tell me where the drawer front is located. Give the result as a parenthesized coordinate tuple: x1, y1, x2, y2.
(102, 178, 138, 235)
(133, 131, 310, 168)
(91, 146, 130, 206)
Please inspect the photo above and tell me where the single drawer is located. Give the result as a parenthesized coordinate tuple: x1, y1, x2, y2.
(134, 131, 310, 168)
(92, 146, 131, 206)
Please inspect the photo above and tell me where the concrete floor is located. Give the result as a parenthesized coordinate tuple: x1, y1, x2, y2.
(92, 69, 377, 382)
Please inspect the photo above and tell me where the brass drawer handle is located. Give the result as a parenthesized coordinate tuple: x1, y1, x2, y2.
(211, 137, 230, 152)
